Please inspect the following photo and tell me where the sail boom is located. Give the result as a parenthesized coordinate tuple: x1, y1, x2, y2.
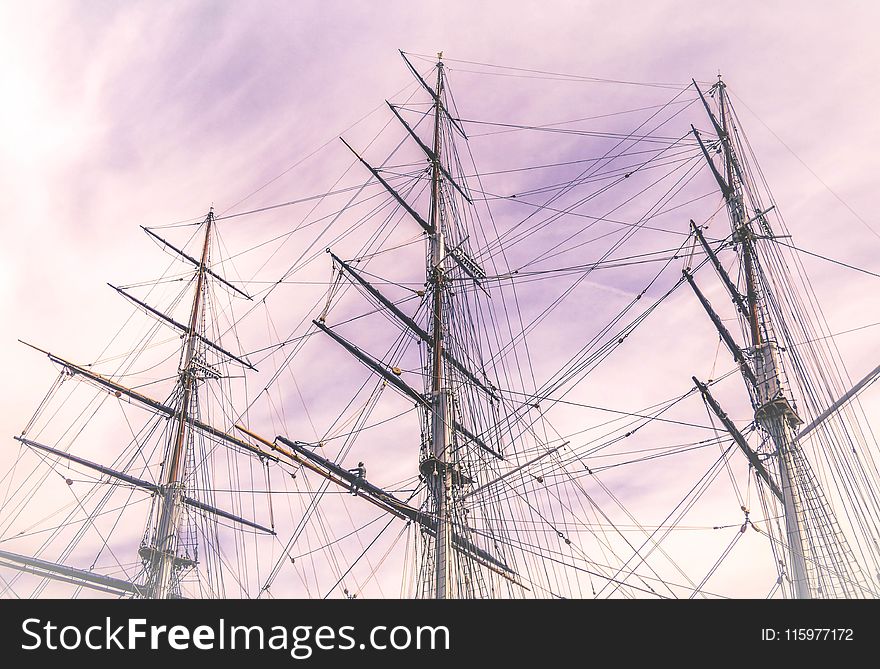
(110, 282, 190, 333)
(399, 50, 468, 138)
(692, 126, 733, 200)
(191, 335, 257, 373)
(683, 270, 758, 388)
(313, 321, 502, 459)
(141, 226, 252, 300)
(276, 435, 512, 573)
(276, 435, 427, 521)
(21, 340, 180, 418)
(15, 437, 275, 535)
(109, 285, 256, 371)
(387, 103, 472, 203)
(796, 360, 880, 442)
(693, 377, 783, 501)
(238, 426, 509, 574)
(272, 435, 425, 524)
(330, 255, 498, 399)
(331, 252, 431, 341)
(20, 341, 277, 463)
(692, 79, 727, 142)
(182, 496, 275, 535)
(313, 319, 426, 405)
(689, 222, 749, 316)
(340, 138, 434, 235)
(187, 418, 279, 462)
(15, 436, 159, 492)
(0, 548, 143, 596)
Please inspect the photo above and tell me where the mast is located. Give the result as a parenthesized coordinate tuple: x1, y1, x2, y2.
(692, 78, 841, 597)
(427, 53, 452, 600)
(144, 208, 215, 599)
(717, 81, 811, 598)
(323, 52, 506, 599)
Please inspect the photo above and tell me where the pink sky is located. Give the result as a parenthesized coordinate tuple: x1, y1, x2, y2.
(1, 1, 879, 598)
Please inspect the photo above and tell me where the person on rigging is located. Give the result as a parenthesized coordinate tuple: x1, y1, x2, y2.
(348, 461, 366, 495)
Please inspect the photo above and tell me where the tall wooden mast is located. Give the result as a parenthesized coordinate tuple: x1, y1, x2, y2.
(714, 81, 811, 598)
(145, 208, 214, 599)
(327, 51, 510, 598)
(688, 79, 878, 597)
(427, 54, 453, 599)
(690, 78, 813, 597)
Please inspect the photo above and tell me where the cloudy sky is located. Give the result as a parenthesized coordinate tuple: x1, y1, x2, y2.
(1, 1, 879, 598)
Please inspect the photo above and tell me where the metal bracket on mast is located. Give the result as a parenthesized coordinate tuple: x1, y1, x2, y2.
(446, 240, 490, 296)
